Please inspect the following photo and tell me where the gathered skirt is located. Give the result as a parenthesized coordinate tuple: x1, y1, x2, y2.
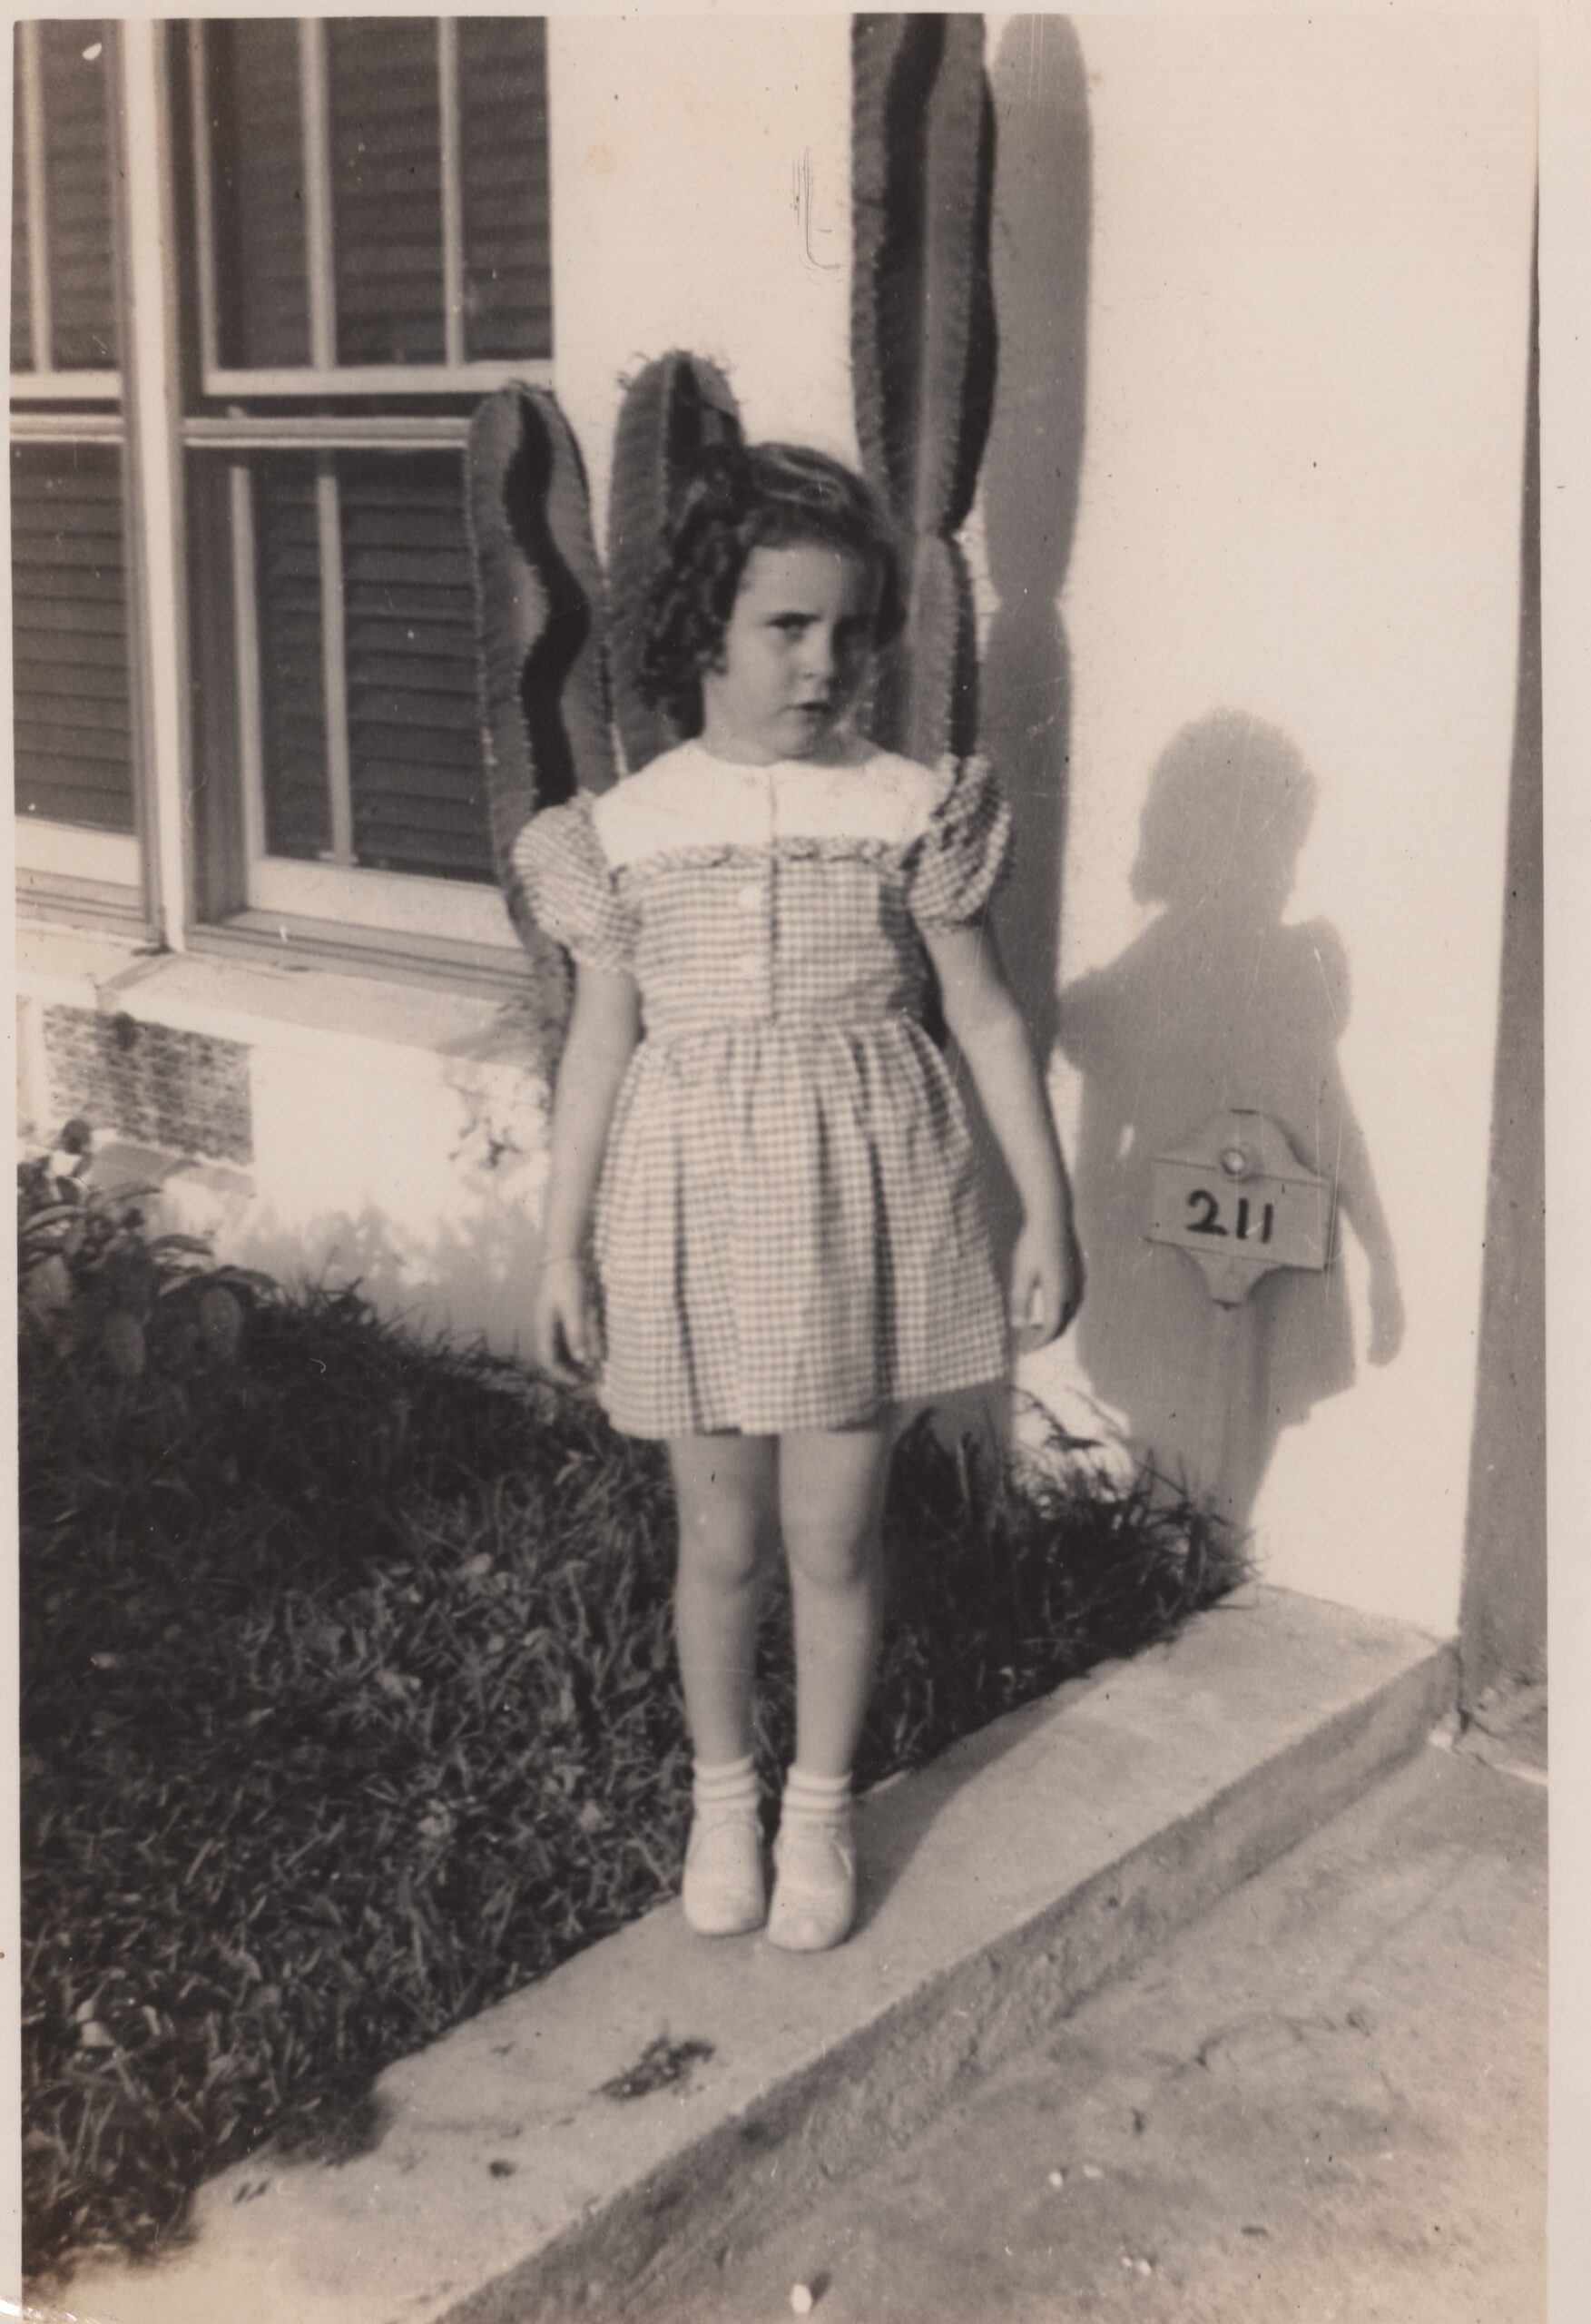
(591, 1017, 1009, 1438)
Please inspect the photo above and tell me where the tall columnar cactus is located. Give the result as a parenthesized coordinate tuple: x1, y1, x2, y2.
(467, 354, 744, 955)
(851, 14, 995, 766)
(606, 352, 743, 775)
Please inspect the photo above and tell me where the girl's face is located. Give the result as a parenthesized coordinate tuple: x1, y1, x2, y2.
(699, 542, 880, 765)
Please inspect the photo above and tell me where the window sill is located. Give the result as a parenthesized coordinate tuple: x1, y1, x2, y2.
(16, 867, 152, 939)
(15, 916, 564, 1087)
(188, 908, 542, 1001)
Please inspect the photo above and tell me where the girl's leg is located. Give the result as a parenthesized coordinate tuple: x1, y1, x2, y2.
(770, 1416, 897, 1951)
(666, 1433, 778, 1763)
(778, 1418, 896, 1777)
(668, 1433, 778, 1935)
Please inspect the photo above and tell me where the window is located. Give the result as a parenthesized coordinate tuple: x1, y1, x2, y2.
(11, 19, 555, 969)
(10, 22, 142, 911)
(184, 17, 551, 955)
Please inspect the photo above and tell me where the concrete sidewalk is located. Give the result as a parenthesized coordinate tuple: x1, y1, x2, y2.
(683, 1732, 1547, 2324)
(49, 1589, 1454, 2324)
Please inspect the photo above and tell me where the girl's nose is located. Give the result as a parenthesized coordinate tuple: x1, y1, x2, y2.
(801, 632, 837, 684)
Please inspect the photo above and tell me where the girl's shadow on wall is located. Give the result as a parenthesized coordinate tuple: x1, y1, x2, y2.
(1058, 712, 1406, 1527)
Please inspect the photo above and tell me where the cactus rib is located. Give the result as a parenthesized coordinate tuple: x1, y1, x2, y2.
(466, 386, 615, 947)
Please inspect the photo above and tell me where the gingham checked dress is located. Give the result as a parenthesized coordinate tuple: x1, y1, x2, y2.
(517, 739, 1011, 1438)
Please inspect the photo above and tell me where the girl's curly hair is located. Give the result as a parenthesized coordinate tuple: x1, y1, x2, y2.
(639, 441, 905, 736)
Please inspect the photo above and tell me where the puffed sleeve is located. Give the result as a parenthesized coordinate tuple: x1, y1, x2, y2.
(907, 756, 1012, 928)
(514, 795, 638, 975)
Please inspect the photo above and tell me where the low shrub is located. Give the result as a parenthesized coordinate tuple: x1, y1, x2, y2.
(18, 1141, 1245, 2282)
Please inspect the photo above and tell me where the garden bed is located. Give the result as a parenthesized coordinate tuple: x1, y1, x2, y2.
(18, 1152, 1245, 2283)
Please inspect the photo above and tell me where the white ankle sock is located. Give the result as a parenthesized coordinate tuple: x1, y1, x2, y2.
(693, 1754, 760, 1814)
(780, 1766, 851, 1825)
(683, 1755, 765, 1938)
(769, 1768, 856, 1952)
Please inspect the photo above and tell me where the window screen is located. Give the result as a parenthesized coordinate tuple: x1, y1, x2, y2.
(457, 16, 554, 362)
(10, 23, 133, 850)
(205, 20, 311, 371)
(329, 19, 447, 368)
(247, 450, 491, 883)
(201, 15, 552, 378)
(11, 444, 137, 834)
(36, 21, 119, 370)
(341, 453, 489, 878)
(12, 64, 34, 370)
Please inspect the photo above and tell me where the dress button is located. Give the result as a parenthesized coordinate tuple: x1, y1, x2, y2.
(735, 950, 759, 976)
(736, 882, 765, 911)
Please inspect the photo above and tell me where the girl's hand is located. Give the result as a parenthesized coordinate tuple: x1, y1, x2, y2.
(1365, 1256, 1406, 1367)
(534, 1256, 602, 1384)
(1008, 1215, 1085, 1352)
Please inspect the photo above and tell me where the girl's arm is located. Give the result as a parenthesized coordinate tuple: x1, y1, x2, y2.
(923, 921, 1084, 1348)
(535, 963, 642, 1381)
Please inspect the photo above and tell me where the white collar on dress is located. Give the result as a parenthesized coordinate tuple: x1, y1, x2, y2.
(591, 739, 943, 871)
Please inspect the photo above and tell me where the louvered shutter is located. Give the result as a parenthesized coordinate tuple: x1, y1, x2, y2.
(37, 21, 117, 371)
(11, 445, 136, 832)
(251, 458, 331, 861)
(342, 453, 491, 880)
(11, 59, 33, 369)
(329, 18, 446, 369)
(458, 17, 553, 362)
(206, 21, 311, 371)
(248, 453, 491, 881)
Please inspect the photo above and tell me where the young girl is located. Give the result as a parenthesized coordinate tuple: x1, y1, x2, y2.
(519, 442, 1082, 1953)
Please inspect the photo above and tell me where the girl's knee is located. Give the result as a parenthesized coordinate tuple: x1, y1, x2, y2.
(678, 1524, 769, 1593)
(782, 1520, 879, 1594)
(670, 1434, 777, 1588)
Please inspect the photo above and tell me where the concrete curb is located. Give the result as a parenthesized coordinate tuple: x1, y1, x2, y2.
(56, 1589, 1453, 2324)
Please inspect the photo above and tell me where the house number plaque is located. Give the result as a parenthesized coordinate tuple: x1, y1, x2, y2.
(1149, 1107, 1334, 1309)
(1149, 1108, 1338, 1513)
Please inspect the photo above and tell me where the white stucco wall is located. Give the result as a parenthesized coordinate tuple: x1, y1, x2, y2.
(547, 13, 859, 538)
(985, 14, 1537, 1636)
(550, 13, 1536, 1638)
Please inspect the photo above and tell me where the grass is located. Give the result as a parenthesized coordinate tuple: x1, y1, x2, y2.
(19, 1172, 1247, 2286)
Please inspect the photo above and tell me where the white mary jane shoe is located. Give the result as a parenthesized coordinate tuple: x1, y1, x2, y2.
(766, 1815, 856, 1953)
(682, 1806, 767, 1937)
